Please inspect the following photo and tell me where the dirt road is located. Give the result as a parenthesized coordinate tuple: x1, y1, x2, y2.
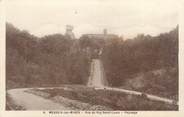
(8, 88, 71, 110)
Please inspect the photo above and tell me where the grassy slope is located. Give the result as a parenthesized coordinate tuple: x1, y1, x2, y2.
(32, 85, 178, 111)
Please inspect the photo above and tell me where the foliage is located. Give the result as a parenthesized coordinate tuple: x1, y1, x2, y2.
(101, 26, 178, 98)
(6, 23, 90, 88)
(6, 23, 178, 100)
(35, 86, 178, 110)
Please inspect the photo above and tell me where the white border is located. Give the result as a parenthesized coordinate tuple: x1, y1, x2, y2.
(1, 0, 184, 117)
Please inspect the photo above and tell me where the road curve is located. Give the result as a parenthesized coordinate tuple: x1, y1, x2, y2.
(8, 88, 71, 110)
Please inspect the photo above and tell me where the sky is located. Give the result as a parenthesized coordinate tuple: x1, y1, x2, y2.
(6, 0, 179, 38)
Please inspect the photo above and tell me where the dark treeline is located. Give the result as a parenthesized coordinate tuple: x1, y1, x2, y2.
(6, 23, 90, 88)
(102, 27, 178, 85)
(6, 23, 178, 99)
(101, 27, 178, 99)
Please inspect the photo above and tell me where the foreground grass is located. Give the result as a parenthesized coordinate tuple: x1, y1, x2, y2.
(32, 85, 178, 111)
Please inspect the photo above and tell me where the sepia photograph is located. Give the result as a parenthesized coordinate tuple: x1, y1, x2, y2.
(6, 0, 178, 111)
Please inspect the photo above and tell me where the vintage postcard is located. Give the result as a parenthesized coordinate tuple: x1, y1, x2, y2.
(1, 0, 184, 116)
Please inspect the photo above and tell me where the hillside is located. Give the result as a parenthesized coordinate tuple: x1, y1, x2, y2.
(101, 27, 178, 100)
(6, 23, 91, 89)
(6, 23, 178, 101)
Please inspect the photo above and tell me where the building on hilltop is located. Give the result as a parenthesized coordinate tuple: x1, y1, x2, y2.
(82, 29, 118, 39)
(65, 25, 75, 39)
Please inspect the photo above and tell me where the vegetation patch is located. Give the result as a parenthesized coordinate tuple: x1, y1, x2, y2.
(33, 85, 178, 111)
